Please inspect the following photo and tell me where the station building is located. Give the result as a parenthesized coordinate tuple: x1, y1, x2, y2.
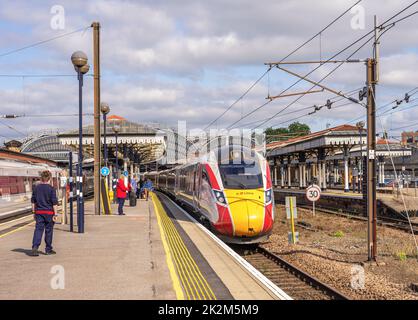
(266, 124, 413, 191)
(56, 115, 166, 176)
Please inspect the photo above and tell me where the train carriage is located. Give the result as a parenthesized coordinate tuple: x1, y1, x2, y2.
(148, 145, 274, 244)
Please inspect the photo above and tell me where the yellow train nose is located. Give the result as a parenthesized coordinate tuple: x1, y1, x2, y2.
(224, 190, 265, 237)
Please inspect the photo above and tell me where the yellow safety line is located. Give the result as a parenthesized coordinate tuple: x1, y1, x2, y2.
(161, 212, 199, 300)
(152, 195, 185, 300)
(0, 221, 34, 239)
(157, 197, 200, 300)
(162, 211, 212, 300)
(159, 200, 214, 300)
(162, 212, 216, 300)
(162, 202, 216, 300)
(152, 193, 217, 300)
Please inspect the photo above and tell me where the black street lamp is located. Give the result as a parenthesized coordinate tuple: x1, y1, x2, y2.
(101, 102, 110, 194)
(71, 51, 89, 234)
(112, 124, 120, 203)
(113, 124, 121, 178)
(100, 102, 110, 166)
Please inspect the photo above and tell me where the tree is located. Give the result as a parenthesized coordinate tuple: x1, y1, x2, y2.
(265, 122, 311, 143)
(288, 122, 311, 135)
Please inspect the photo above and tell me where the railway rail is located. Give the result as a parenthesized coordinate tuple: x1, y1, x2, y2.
(0, 194, 93, 224)
(296, 204, 418, 233)
(237, 246, 350, 300)
(160, 190, 349, 300)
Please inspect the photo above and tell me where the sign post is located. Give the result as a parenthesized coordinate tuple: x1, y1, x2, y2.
(306, 184, 321, 216)
(285, 196, 298, 244)
(100, 167, 111, 215)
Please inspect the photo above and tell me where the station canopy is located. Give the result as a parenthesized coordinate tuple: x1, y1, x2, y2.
(57, 115, 166, 165)
(266, 124, 411, 161)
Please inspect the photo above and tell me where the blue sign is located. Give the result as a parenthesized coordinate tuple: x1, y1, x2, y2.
(101, 167, 110, 176)
(123, 170, 129, 177)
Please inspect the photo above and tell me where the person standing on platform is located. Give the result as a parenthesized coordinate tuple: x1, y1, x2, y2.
(138, 177, 144, 199)
(31, 171, 58, 257)
(130, 175, 138, 201)
(143, 178, 153, 201)
(116, 174, 131, 215)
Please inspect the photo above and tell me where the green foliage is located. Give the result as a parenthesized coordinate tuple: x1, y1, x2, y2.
(396, 251, 407, 261)
(333, 230, 344, 238)
(265, 122, 311, 143)
(288, 122, 311, 135)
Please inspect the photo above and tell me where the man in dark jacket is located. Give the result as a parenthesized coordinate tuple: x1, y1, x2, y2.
(31, 170, 58, 256)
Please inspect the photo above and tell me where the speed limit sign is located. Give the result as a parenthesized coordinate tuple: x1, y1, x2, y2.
(306, 184, 321, 202)
(306, 184, 321, 216)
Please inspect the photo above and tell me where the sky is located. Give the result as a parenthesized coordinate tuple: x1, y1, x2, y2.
(1, 0, 418, 144)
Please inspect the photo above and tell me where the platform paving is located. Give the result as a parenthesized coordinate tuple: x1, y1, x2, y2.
(0, 199, 175, 300)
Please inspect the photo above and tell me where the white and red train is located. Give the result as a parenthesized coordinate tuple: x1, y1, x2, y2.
(146, 145, 275, 244)
(0, 158, 61, 202)
(0, 153, 94, 203)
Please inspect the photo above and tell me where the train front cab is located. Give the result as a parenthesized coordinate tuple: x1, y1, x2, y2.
(206, 148, 274, 244)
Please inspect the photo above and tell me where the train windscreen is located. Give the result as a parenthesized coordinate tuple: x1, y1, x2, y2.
(219, 162, 263, 189)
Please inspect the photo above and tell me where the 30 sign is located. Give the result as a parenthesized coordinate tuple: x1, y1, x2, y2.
(306, 184, 321, 202)
(306, 184, 321, 217)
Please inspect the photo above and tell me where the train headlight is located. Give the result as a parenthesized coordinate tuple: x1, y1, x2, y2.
(214, 190, 227, 205)
(265, 188, 273, 204)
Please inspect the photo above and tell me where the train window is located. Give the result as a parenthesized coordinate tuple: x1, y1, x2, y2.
(219, 162, 263, 189)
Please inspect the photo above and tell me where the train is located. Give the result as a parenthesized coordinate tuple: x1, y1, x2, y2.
(146, 145, 275, 244)
(0, 158, 62, 202)
(0, 157, 94, 204)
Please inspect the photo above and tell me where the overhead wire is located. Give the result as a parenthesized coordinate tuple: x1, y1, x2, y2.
(370, 87, 418, 257)
(227, 0, 418, 130)
(237, 87, 361, 128)
(203, 0, 363, 130)
(254, 34, 375, 130)
(0, 26, 91, 59)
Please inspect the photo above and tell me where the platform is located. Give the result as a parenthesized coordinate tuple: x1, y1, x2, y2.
(0, 199, 175, 299)
(0, 193, 287, 300)
(0, 200, 31, 221)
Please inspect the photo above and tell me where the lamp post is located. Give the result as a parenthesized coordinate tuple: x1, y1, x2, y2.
(100, 102, 110, 166)
(113, 124, 121, 178)
(113, 124, 120, 176)
(356, 121, 365, 194)
(101, 102, 110, 197)
(71, 51, 89, 234)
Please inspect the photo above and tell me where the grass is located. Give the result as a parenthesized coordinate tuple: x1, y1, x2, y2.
(395, 251, 408, 261)
(333, 230, 345, 238)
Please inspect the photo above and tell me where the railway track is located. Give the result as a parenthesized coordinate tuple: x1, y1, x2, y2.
(0, 194, 94, 224)
(297, 204, 418, 233)
(236, 246, 350, 300)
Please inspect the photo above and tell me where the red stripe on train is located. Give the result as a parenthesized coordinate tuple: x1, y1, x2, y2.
(204, 164, 233, 236)
(263, 202, 274, 232)
(263, 162, 273, 232)
(265, 162, 272, 189)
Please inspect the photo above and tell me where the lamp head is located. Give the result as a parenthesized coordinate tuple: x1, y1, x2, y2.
(100, 102, 110, 114)
(356, 121, 365, 129)
(113, 125, 121, 133)
(71, 51, 88, 68)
